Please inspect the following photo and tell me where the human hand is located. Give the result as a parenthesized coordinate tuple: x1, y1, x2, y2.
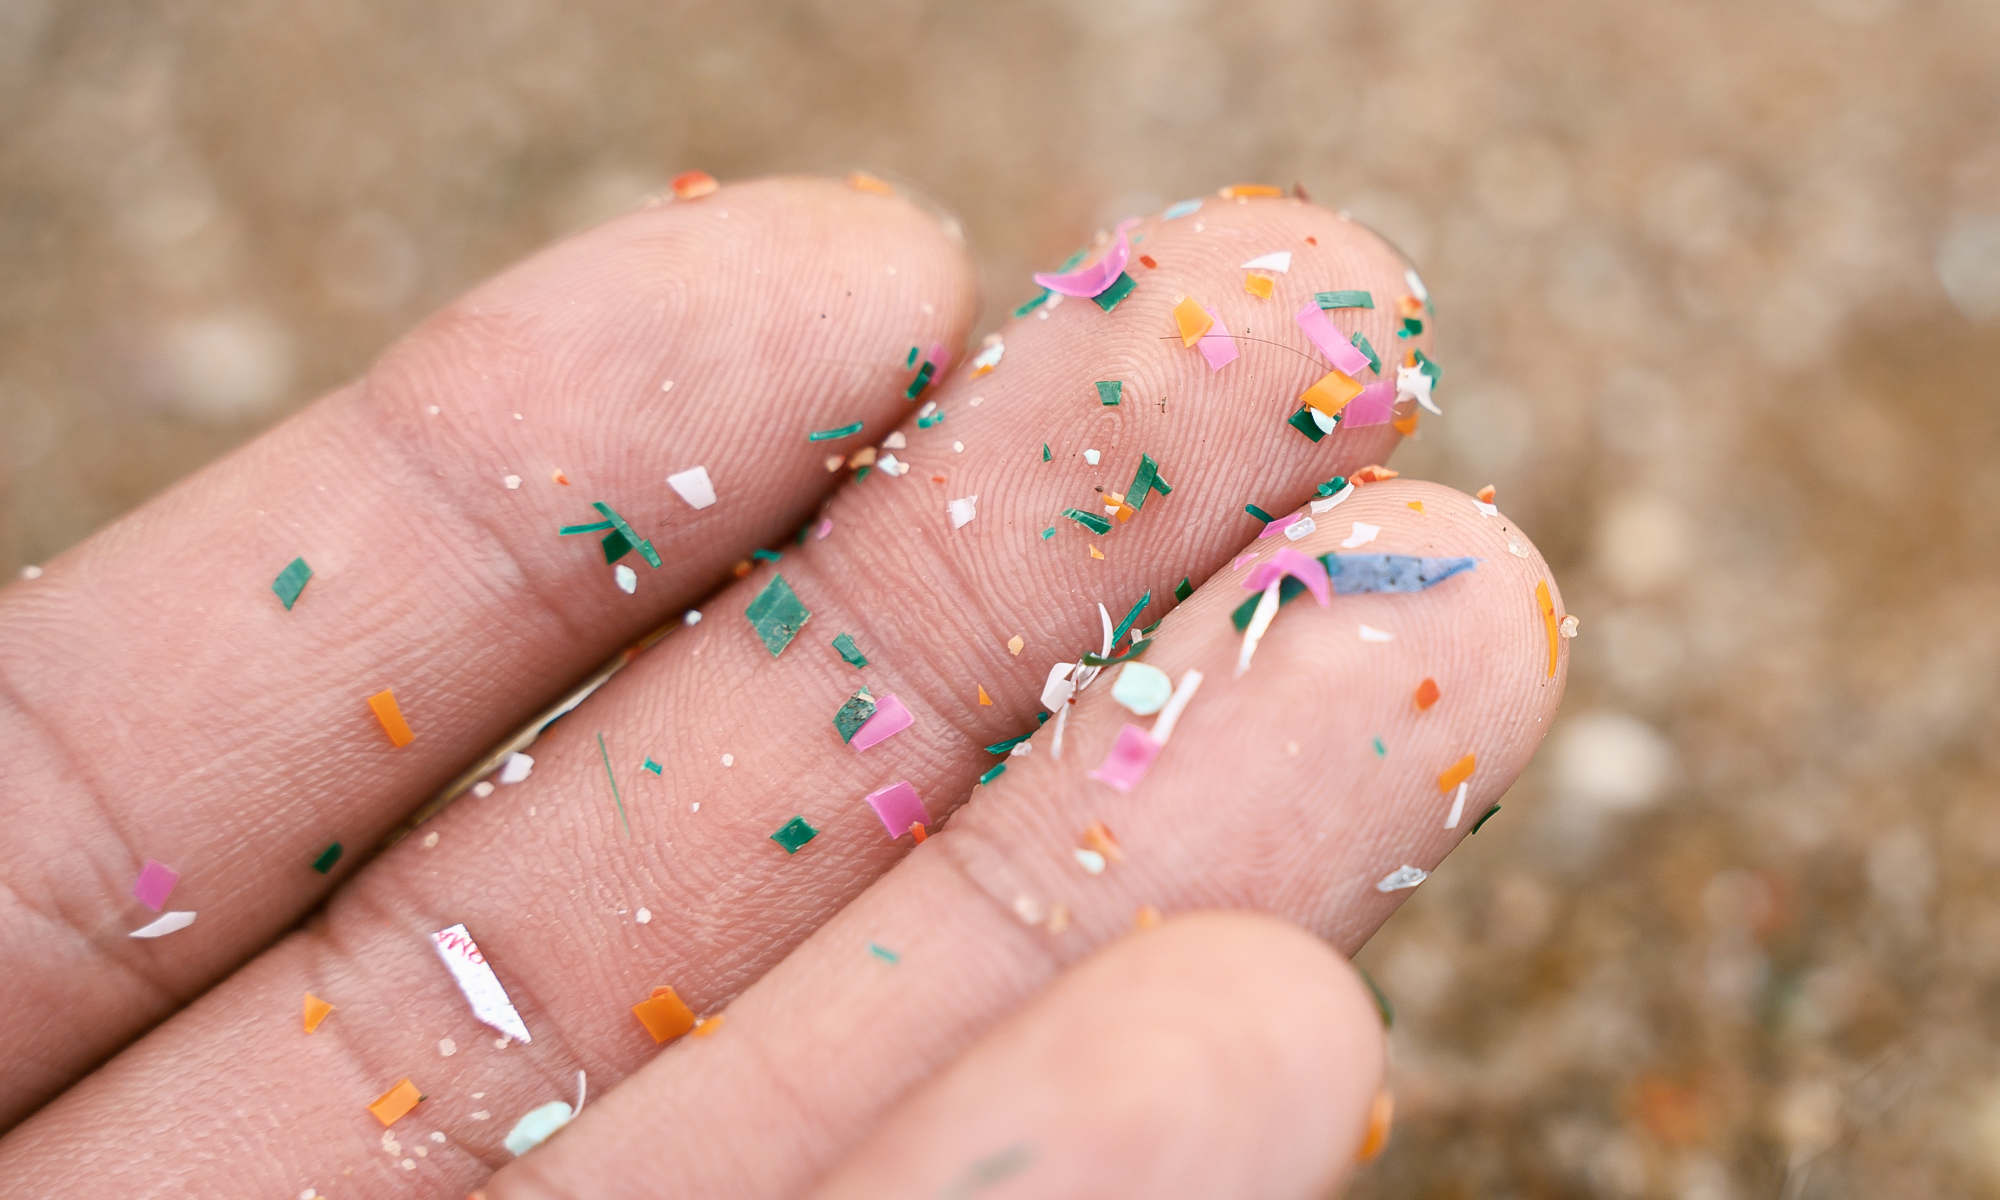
(0, 175, 1566, 1198)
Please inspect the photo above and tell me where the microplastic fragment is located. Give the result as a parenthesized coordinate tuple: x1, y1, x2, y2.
(1341, 522, 1382, 548)
(368, 1079, 423, 1127)
(1438, 753, 1476, 793)
(1041, 443, 1051, 462)
(430, 923, 533, 1044)
(1219, 183, 1282, 198)
(1341, 380, 1397, 427)
(868, 942, 901, 964)
(132, 859, 179, 911)
(1109, 662, 1173, 715)
(1150, 669, 1204, 743)
(1302, 367, 1364, 416)
(1445, 781, 1470, 829)
(632, 985, 697, 1043)
(1172, 296, 1213, 346)
(670, 170, 717, 199)
(850, 693, 914, 751)
(978, 763, 1007, 785)
(1287, 407, 1328, 442)
(906, 345, 920, 367)
(1372, 736, 1387, 758)
(1259, 513, 1301, 539)
(642, 758, 662, 775)
(1173, 577, 1193, 602)
(1244, 272, 1273, 298)
(770, 816, 818, 854)
(368, 688, 415, 747)
(1415, 678, 1440, 710)
(1375, 865, 1428, 892)
(1358, 624, 1396, 642)
(1084, 448, 1100, 465)
(592, 501, 662, 568)
(1328, 554, 1478, 593)
(1244, 503, 1275, 523)
(1089, 724, 1162, 792)
(1014, 290, 1051, 317)
(948, 495, 978, 529)
(834, 689, 878, 743)
(1470, 804, 1502, 834)
(1062, 508, 1113, 535)
(1350, 330, 1381, 373)
(808, 421, 864, 442)
(499, 752, 534, 784)
(271, 557, 313, 610)
(1296, 303, 1372, 375)
(1075, 848, 1106, 874)
(745, 573, 810, 656)
(128, 911, 196, 938)
(1316, 290, 1374, 310)
(1285, 517, 1318, 541)
(1317, 475, 1350, 498)
(904, 361, 935, 399)
(302, 992, 333, 1033)
(1397, 360, 1439, 414)
(1095, 380, 1123, 406)
(504, 1101, 575, 1156)
(1092, 272, 1137, 311)
(1163, 198, 1203, 219)
(597, 732, 630, 835)
(864, 780, 928, 838)
(1236, 582, 1284, 676)
(311, 843, 343, 874)
(1198, 315, 1240, 370)
(1245, 547, 1332, 606)
(833, 632, 868, 667)
(666, 466, 717, 509)
(1033, 224, 1133, 297)
(1241, 250, 1292, 273)
(971, 337, 1005, 374)
(1537, 579, 1560, 678)
(978, 685, 992, 706)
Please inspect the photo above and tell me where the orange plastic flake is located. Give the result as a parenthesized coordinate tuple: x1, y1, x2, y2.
(847, 446, 878, 468)
(1171, 296, 1213, 347)
(1244, 272, 1274, 298)
(1476, 484, 1497, 504)
(909, 821, 928, 844)
(1088, 544, 1104, 560)
(977, 685, 992, 707)
(302, 992, 333, 1034)
(1102, 493, 1136, 524)
(1396, 294, 1423, 319)
(1536, 579, 1560, 678)
(690, 1014, 726, 1039)
(671, 170, 718, 200)
(1218, 183, 1283, 199)
(368, 1078, 422, 1127)
(1414, 678, 1440, 710)
(1082, 821, 1124, 862)
(1437, 753, 1476, 794)
(732, 559, 753, 578)
(846, 171, 894, 196)
(1391, 412, 1421, 436)
(1406, 500, 1426, 512)
(1357, 1090, 1395, 1162)
(367, 689, 414, 748)
(551, 469, 570, 486)
(1138, 254, 1158, 269)
(1301, 368, 1363, 417)
(1352, 464, 1400, 484)
(633, 985, 697, 1044)
(1134, 905, 1163, 929)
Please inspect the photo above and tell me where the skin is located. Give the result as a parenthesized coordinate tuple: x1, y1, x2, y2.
(0, 176, 1566, 1199)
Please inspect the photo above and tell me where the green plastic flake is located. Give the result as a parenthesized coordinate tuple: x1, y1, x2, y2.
(1372, 736, 1387, 758)
(1095, 380, 1123, 407)
(643, 757, 663, 775)
(833, 632, 868, 667)
(592, 502, 661, 568)
(1244, 503, 1275, 523)
(600, 530, 633, 563)
(597, 732, 630, 835)
(751, 548, 782, 563)
(1061, 508, 1113, 535)
(1350, 331, 1380, 373)
(770, 815, 818, 854)
(1315, 290, 1374, 310)
(271, 557, 313, 610)
(905, 345, 919, 367)
(986, 732, 1031, 755)
(1230, 576, 1308, 631)
(978, 763, 1007, 785)
(311, 842, 343, 874)
(1013, 289, 1051, 318)
(916, 410, 945, 429)
(834, 688, 878, 743)
(1111, 590, 1151, 646)
(1398, 317, 1423, 338)
(746, 573, 811, 656)
(1316, 475, 1348, 498)
(558, 520, 615, 535)
(1092, 271, 1137, 311)
(1126, 454, 1171, 511)
(1173, 576, 1193, 602)
(1412, 348, 1442, 383)
(1287, 407, 1327, 442)
(1042, 443, 1052, 462)
(1357, 965, 1395, 1029)
(1470, 804, 1502, 834)
(809, 421, 865, 442)
(868, 942, 901, 965)
(1040, 527, 1055, 540)
(854, 465, 873, 482)
(905, 361, 935, 400)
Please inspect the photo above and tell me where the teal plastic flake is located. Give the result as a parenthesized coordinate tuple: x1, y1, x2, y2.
(770, 816, 818, 854)
(1287, 407, 1327, 442)
(834, 689, 878, 743)
(833, 632, 868, 668)
(1095, 380, 1122, 407)
(271, 557, 313, 610)
(809, 421, 865, 442)
(1092, 271, 1137, 311)
(1350, 331, 1380, 373)
(1061, 508, 1112, 535)
(1315, 290, 1374, 310)
(745, 573, 811, 656)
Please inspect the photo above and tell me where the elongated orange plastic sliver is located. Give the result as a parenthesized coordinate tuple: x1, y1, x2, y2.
(1537, 579, 1560, 678)
(1353, 464, 1400, 484)
(1437, 753, 1476, 794)
(367, 689, 414, 747)
(690, 1014, 726, 1038)
(1391, 412, 1421, 436)
(1301, 368, 1363, 416)
(846, 171, 894, 196)
(1172, 296, 1213, 347)
(1357, 1090, 1395, 1162)
(1219, 183, 1283, 199)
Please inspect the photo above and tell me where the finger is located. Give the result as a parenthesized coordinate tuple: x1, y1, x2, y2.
(0, 175, 976, 1122)
(808, 913, 1384, 1200)
(489, 479, 1563, 1198)
(0, 192, 1430, 1195)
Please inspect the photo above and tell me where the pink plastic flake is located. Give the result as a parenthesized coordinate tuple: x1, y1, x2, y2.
(132, 860, 179, 912)
(1089, 724, 1162, 792)
(849, 693, 914, 751)
(1340, 380, 1398, 427)
(864, 780, 928, 838)
(1244, 547, 1332, 606)
(1197, 313, 1240, 370)
(1295, 302, 1372, 375)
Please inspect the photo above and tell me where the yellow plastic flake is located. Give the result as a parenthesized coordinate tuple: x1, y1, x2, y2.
(1218, 183, 1283, 199)
(1301, 368, 1364, 417)
(368, 1078, 423, 1127)
(1244, 272, 1274, 299)
(846, 171, 895, 195)
(1171, 296, 1213, 347)
(302, 992, 333, 1034)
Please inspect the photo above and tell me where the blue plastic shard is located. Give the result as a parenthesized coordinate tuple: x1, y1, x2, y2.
(1323, 554, 1478, 594)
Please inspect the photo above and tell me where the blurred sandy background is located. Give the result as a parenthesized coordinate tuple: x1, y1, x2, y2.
(4, 0, 2000, 1194)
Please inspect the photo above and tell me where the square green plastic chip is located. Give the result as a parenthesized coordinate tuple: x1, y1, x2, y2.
(834, 689, 878, 743)
(272, 557, 313, 610)
(1092, 271, 1137, 311)
(310, 842, 343, 874)
(746, 573, 811, 657)
(1095, 380, 1122, 406)
(1287, 407, 1327, 442)
(770, 816, 819, 854)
